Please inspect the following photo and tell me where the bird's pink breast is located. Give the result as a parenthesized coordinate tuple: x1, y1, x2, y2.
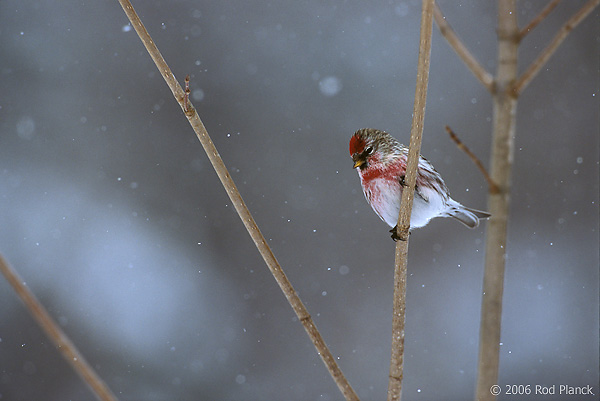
(361, 156, 406, 182)
(358, 161, 405, 226)
(360, 174, 403, 226)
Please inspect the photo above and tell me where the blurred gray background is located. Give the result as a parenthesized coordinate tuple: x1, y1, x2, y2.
(0, 1, 597, 400)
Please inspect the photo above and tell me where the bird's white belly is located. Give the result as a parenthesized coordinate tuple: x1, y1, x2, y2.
(363, 177, 446, 229)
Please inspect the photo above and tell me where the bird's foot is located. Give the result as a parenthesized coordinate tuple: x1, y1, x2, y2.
(390, 226, 408, 242)
(399, 175, 407, 187)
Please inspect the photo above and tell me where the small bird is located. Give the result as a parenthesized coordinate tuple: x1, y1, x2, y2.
(349, 128, 490, 240)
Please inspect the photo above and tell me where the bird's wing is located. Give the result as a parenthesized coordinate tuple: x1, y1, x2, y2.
(414, 183, 429, 202)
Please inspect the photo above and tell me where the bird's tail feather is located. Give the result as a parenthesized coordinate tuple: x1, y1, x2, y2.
(446, 201, 491, 229)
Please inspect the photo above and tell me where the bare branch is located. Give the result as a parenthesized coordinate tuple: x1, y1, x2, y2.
(519, 0, 562, 40)
(514, 0, 600, 96)
(433, 2, 495, 93)
(0, 255, 119, 401)
(115, 1, 359, 399)
(445, 126, 500, 194)
(387, 0, 434, 400)
(475, 1, 518, 399)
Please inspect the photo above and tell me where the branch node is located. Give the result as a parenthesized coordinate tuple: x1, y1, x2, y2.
(390, 226, 409, 242)
(183, 74, 194, 115)
(299, 314, 312, 323)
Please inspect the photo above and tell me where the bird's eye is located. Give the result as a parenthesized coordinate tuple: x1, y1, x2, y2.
(365, 146, 374, 154)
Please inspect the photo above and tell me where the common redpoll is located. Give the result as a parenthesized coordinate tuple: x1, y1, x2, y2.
(349, 128, 490, 240)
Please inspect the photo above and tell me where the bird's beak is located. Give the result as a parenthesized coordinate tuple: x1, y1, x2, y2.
(353, 159, 365, 169)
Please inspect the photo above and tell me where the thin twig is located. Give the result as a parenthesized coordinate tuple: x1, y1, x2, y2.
(0, 255, 119, 401)
(433, 2, 495, 93)
(445, 126, 500, 194)
(387, 0, 434, 400)
(115, 1, 359, 400)
(513, 0, 600, 96)
(518, 0, 562, 40)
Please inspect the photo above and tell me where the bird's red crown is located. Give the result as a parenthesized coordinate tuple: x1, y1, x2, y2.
(349, 134, 366, 156)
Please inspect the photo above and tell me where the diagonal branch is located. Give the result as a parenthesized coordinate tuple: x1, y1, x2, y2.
(433, 2, 495, 93)
(445, 126, 500, 194)
(0, 255, 119, 401)
(518, 0, 562, 40)
(115, 1, 359, 400)
(387, 0, 434, 400)
(513, 0, 600, 96)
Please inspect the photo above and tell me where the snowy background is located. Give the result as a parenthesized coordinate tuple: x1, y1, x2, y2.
(0, 1, 598, 400)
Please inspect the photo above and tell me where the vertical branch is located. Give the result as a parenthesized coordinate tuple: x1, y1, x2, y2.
(475, 1, 518, 400)
(115, 1, 359, 400)
(0, 255, 119, 401)
(387, 0, 434, 400)
(432, 2, 597, 400)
